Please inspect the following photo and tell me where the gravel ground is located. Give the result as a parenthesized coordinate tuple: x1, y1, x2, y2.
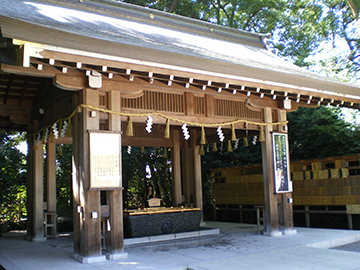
(331, 241, 360, 252)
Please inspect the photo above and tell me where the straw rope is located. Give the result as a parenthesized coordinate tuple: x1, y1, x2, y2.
(28, 104, 288, 138)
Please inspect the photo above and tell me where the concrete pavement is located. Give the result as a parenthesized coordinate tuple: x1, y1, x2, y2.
(1, 222, 360, 269)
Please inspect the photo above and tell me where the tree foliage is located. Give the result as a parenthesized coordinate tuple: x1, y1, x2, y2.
(287, 106, 360, 160)
(55, 144, 73, 216)
(122, 146, 173, 208)
(0, 132, 27, 224)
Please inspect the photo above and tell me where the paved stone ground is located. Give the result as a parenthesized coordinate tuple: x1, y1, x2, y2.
(332, 240, 360, 252)
(2, 223, 360, 270)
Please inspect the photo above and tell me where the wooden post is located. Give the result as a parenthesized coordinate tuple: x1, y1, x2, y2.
(28, 137, 46, 242)
(191, 129, 203, 211)
(173, 129, 182, 206)
(105, 90, 127, 260)
(277, 109, 296, 235)
(45, 140, 57, 238)
(348, 214, 353, 230)
(26, 125, 34, 241)
(46, 141, 57, 213)
(261, 107, 282, 237)
(183, 140, 193, 204)
(72, 88, 105, 263)
(305, 205, 310, 227)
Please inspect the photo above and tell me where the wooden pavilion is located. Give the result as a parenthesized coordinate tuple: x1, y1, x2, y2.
(1, 0, 360, 263)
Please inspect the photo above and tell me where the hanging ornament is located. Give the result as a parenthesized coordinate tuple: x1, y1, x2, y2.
(126, 116, 134, 137)
(145, 115, 153, 133)
(65, 119, 72, 137)
(127, 146, 132, 154)
(35, 133, 41, 147)
(164, 118, 170, 139)
(259, 125, 265, 142)
(252, 135, 258, 145)
(243, 122, 249, 147)
(52, 123, 59, 139)
(227, 140, 232, 152)
(212, 142, 218, 152)
(200, 126, 206, 145)
(59, 144, 63, 156)
(199, 145, 205, 155)
(243, 137, 249, 147)
(43, 128, 49, 143)
(234, 138, 239, 150)
(217, 126, 225, 142)
(140, 146, 145, 153)
(182, 123, 190, 140)
(61, 120, 68, 138)
(163, 148, 168, 159)
(231, 124, 236, 141)
(206, 144, 210, 152)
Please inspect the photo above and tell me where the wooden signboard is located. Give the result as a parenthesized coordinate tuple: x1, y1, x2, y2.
(89, 131, 121, 189)
(272, 132, 292, 193)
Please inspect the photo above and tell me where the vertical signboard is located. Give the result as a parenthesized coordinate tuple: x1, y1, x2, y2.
(89, 131, 121, 189)
(272, 132, 292, 193)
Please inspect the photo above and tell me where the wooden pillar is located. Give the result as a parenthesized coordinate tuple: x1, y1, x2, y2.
(46, 141, 57, 213)
(27, 137, 46, 242)
(173, 129, 182, 206)
(348, 214, 353, 230)
(72, 88, 105, 263)
(191, 130, 203, 211)
(261, 108, 282, 237)
(105, 90, 127, 260)
(305, 206, 310, 227)
(277, 110, 296, 235)
(183, 140, 192, 204)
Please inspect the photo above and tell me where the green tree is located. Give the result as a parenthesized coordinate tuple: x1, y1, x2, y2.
(287, 106, 360, 160)
(0, 132, 27, 225)
(55, 144, 73, 216)
(122, 146, 173, 208)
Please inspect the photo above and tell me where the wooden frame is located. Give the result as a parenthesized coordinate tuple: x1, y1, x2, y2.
(89, 131, 121, 189)
(272, 132, 292, 193)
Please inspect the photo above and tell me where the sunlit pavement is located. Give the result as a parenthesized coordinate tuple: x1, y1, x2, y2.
(1, 222, 360, 270)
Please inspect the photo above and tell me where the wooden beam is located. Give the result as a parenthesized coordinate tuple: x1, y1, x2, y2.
(54, 73, 144, 95)
(37, 49, 360, 105)
(54, 74, 85, 91)
(247, 96, 279, 110)
(1, 63, 60, 78)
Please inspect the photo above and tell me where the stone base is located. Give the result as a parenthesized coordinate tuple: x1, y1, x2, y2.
(282, 229, 297, 235)
(27, 236, 47, 242)
(105, 252, 128, 260)
(263, 231, 283, 237)
(71, 253, 106, 264)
